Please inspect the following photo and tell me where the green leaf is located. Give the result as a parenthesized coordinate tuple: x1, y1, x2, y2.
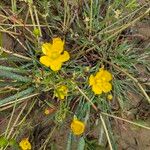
(0, 65, 27, 73)
(0, 70, 32, 82)
(0, 137, 8, 148)
(0, 82, 22, 88)
(0, 87, 34, 106)
(77, 137, 85, 150)
(0, 56, 30, 62)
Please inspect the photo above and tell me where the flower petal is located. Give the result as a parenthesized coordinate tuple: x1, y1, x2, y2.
(89, 75, 95, 86)
(107, 94, 113, 100)
(52, 38, 64, 54)
(95, 68, 104, 79)
(92, 84, 103, 95)
(71, 119, 85, 135)
(102, 82, 112, 93)
(55, 85, 68, 100)
(103, 70, 112, 82)
(42, 43, 52, 55)
(40, 56, 51, 67)
(96, 69, 112, 82)
(50, 60, 62, 71)
(58, 51, 70, 62)
(19, 138, 31, 150)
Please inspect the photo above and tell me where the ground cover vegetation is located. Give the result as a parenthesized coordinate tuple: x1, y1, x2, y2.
(0, 0, 150, 149)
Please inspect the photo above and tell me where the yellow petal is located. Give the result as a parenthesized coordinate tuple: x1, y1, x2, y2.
(96, 69, 112, 82)
(19, 138, 31, 150)
(55, 85, 68, 100)
(44, 109, 50, 115)
(40, 56, 51, 67)
(107, 94, 113, 100)
(60, 85, 68, 94)
(103, 70, 112, 82)
(53, 37, 63, 44)
(60, 94, 65, 99)
(95, 68, 104, 79)
(52, 38, 64, 54)
(89, 75, 95, 86)
(50, 51, 60, 59)
(71, 119, 85, 135)
(102, 82, 112, 93)
(50, 60, 62, 71)
(58, 51, 70, 62)
(99, 67, 104, 72)
(42, 43, 52, 55)
(92, 84, 103, 95)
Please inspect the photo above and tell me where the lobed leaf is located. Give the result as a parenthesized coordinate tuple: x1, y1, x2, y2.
(0, 87, 34, 106)
(0, 70, 32, 82)
(0, 65, 27, 73)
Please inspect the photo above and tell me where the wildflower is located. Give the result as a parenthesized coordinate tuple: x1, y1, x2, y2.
(114, 9, 121, 19)
(19, 138, 31, 150)
(85, 66, 90, 72)
(84, 17, 90, 22)
(44, 108, 55, 115)
(71, 118, 85, 135)
(89, 67, 112, 95)
(44, 108, 50, 115)
(107, 94, 113, 100)
(40, 38, 70, 71)
(55, 85, 68, 100)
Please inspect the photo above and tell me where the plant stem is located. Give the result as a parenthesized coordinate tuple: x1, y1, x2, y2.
(100, 114, 113, 150)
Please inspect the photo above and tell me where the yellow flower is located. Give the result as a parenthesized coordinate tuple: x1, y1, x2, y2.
(44, 108, 55, 115)
(55, 85, 68, 100)
(19, 138, 31, 150)
(40, 38, 70, 71)
(89, 67, 112, 95)
(114, 9, 121, 19)
(71, 118, 85, 135)
(44, 108, 50, 115)
(107, 94, 113, 100)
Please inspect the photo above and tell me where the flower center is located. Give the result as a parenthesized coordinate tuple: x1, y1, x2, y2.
(50, 52, 60, 59)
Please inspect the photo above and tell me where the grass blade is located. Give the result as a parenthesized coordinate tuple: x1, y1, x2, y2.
(66, 133, 72, 150)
